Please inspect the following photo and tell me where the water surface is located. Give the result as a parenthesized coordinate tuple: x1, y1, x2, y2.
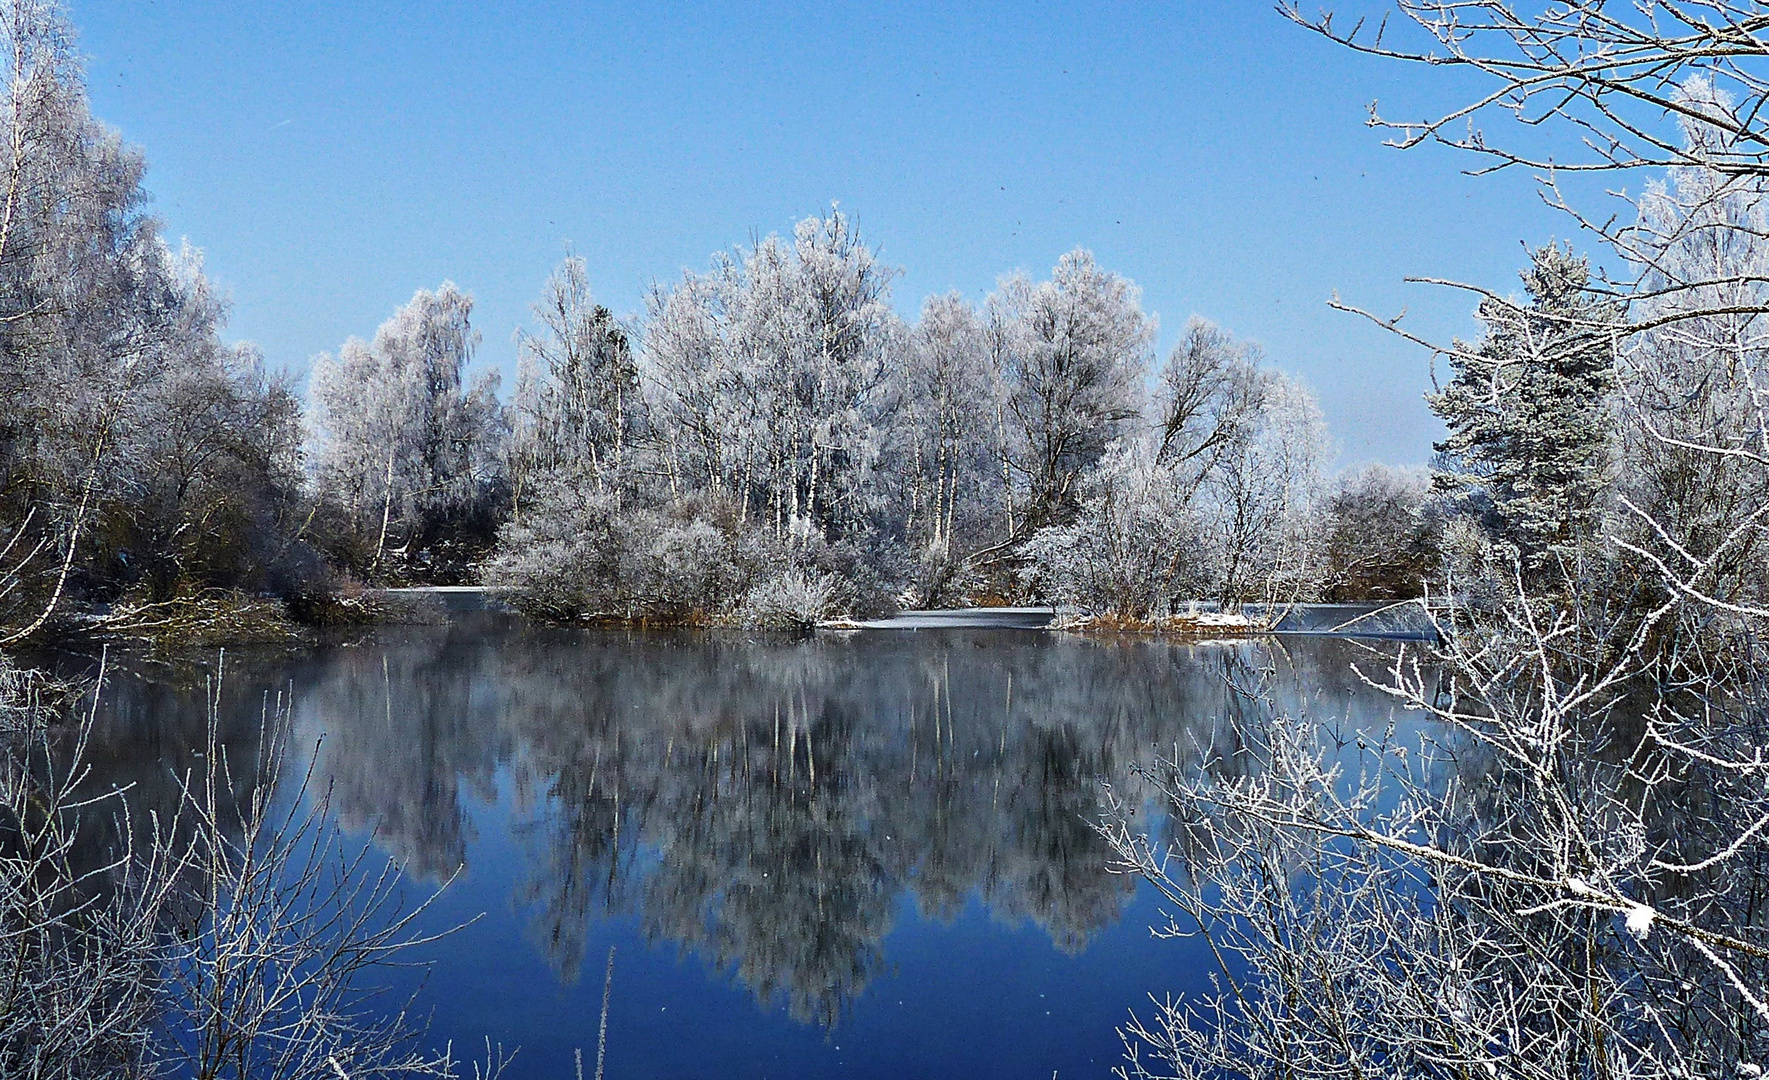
(79, 618, 1413, 1079)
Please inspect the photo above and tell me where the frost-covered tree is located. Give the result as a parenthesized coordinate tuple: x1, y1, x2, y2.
(988, 249, 1154, 538)
(1018, 443, 1210, 620)
(0, 0, 316, 633)
(1196, 368, 1329, 606)
(895, 293, 1001, 549)
(120, 253, 310, 603)
(491, 211, 904, 623)
(1429, 244, 1619, 569)
(491, 259, 743, 624)
(645, 209, 902, 547)
(887, 292, 1005, 604)
(1151, 318, 1267, 485)
(1623, 77, 1769, 612)
(1320, 463, 1435, 601)
(306, 283, 506, 581)
(508, 255, 642, 519)
(1022, 321, 1329, 616)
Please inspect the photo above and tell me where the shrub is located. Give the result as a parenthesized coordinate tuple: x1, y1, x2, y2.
(737, 568, 842, 631)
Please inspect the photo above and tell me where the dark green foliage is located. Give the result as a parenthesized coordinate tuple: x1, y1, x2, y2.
(1430, 245, 1620, 567)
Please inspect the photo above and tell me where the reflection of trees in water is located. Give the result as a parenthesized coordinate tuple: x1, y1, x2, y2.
(294, 629, 508, 879)
(278, 623, 1404, 1027)
(33, 652, 271, 897)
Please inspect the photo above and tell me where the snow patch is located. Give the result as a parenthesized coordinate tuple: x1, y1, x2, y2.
(1624, 902, 1657, 940)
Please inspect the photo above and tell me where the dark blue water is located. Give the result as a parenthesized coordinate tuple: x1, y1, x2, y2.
(77, 619, 1411, 1079)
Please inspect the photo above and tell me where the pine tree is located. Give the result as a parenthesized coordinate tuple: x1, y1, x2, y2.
(1430, 244, 1619, 566)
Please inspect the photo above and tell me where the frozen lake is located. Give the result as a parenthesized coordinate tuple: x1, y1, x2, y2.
(70, 617, 1417, 1078)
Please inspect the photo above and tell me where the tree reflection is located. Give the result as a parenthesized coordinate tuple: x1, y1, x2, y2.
(293, 626, 506, 879)
(117, 622, 1403, 1029)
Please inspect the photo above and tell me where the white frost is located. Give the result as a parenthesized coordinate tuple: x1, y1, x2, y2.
(1624, 902, 1657, 940)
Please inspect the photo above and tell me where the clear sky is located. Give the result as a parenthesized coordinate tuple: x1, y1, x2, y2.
(73, 0, 1598, 465)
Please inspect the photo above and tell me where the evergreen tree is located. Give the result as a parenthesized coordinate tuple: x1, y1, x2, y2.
(1430, 244, 1619, 566)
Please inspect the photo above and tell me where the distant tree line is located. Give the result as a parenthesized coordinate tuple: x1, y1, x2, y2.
(0, 0, 1449, 640)
(0, 0, 1638, 646)
(296, 217, 1450, 629)
(482, 231, 1419, 627)
(0, 0, 1669, 646)
(0, 0, 1666, 645)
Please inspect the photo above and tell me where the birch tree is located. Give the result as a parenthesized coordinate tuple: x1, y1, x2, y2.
(1196, 369, 1329, 606)
(888, 292, 1005, 603)
(642, 209, 902, 547)
(306, 283, 506, 580)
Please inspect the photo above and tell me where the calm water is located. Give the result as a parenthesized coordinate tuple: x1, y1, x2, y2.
(71, 617, 1412, 1079)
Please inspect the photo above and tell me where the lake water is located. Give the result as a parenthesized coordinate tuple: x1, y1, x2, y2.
(72, 615, 1415, 1079)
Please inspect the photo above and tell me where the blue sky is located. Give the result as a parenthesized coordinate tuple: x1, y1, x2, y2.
(75, 0, 1606, 464)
